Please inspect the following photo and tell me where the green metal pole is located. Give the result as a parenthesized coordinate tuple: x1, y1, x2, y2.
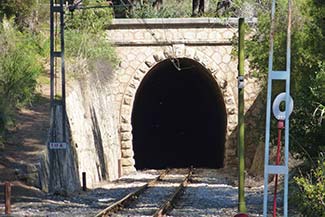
(238, 17, 247, 213)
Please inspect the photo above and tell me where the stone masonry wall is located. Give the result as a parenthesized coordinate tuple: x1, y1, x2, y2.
(66, 67, 120, 186)
(106, 18, 261, 175)
(65, 18, 262, 187)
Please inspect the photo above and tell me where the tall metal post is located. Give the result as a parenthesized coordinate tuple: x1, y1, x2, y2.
(263, 1, 292, 216)
(50, 0, 67, 143)
(238, 17, 247, 214)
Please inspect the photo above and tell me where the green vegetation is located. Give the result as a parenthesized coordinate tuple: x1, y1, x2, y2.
(126, 0, 192, 18)
(0, 0, 117, 143)
(0, 0, 36, 28)
(65, 5, 117, 64)
(64, 1, 117, 79)
(243, 0, 324, 215)
(245, 0, 324, 159)
(123, 0, 263, 18)
(0, 18, 44, 138)
(293, 156, 325, 216)
(0, 1, 324, 212)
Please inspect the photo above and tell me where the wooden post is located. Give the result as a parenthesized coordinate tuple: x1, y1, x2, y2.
(82, 172, 87, 191)
(4, 182, 11, 215)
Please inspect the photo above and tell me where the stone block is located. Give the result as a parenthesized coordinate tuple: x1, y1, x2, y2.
(121, 132, 132, 141)
(227, 107, 236, 115)
(129, 79, 140, 88)
(121, 105, 131, 115)
(122, 166, 136, 175)
(208, 31, 218, 40)
(129, 60, 141, 70)
(119, 74, 130, 83)
(139, 64, 149, 73)
(125, 88, 136, 97)
(212, 52, 222, 64)
(185, 47, 196, 59)
(225, 97, 235, 105)
(197, 31, 208, 40)
(172, 44, 185, 57)
(153, 53, 164, 62)
(121, 141, 132, 149)
(200, 56, 210, 67)
(184, 32, 195, 40)
(133, 71, 143, 81)
(119, 61, 128, 69)
(145, 59, 155, 68)
(123, 96, 132, 105)
(203, 47, 214, 57)
(218, 79, 228, 89)
(124, 32, 134, 41)
(127, 53, 136, 61)
(144, 31, 154, 40)
(120, 123, 132, 132)
(120, 114, 129, 123)
(134, 31, 144, 40)
(121, 157, 135, 166)
(222, 30, 234, 40)
(222, 54, 231, 64)
(163, 49, 173, 58)
(122, 149, 134, 158)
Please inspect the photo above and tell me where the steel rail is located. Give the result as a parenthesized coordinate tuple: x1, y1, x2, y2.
(95, 169, 169, 217)
(153, 167, 193, 217)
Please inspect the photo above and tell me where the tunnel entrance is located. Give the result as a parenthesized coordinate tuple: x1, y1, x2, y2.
(131, 58, 227, 170)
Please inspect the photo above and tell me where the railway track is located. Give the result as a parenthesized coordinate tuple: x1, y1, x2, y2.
(95, 167, 193, 217)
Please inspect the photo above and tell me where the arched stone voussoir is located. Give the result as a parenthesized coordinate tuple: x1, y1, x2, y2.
(184, 47, 196, 59)
(153, 52, 165, 62)
(120, 123, 132, 133)
(118, 48, 235, 171)
(144, 55, 158, 68)
(120, 48, 231, 124)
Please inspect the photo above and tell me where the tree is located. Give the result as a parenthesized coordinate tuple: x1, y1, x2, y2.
(192, 0, 209, 16)
(245, 0, 325, 159)
(0, 18, 43, 140)
(0, 0, 36, 28)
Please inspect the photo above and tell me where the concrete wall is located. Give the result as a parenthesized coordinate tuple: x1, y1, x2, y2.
(65, 18, 262, 187)
(66, 64, 121, 186)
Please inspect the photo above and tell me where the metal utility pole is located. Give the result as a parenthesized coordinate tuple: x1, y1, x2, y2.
(50, 0, 66, 144)
(237, 17, 247, 214)
(263, 0, 292, 216)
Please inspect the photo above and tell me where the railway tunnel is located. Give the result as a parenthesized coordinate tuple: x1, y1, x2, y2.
(131, 58, 227, 170)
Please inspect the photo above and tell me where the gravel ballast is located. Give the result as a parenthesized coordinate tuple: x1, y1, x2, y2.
(3, 168, 297, 216)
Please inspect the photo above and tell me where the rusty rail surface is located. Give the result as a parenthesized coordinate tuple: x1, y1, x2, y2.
(95, 169, 169, 217)
(153, 167, 193, 217)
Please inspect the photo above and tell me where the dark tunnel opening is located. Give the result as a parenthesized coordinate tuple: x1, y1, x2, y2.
(131, 58, 227, 170)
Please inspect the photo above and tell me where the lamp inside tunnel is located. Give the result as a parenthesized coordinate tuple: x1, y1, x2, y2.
(131, 58, 227, 170)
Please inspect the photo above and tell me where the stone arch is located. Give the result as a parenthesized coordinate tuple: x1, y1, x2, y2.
(119, 46, 237, 173)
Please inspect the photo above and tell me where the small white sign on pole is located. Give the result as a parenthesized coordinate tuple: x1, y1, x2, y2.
(49, 142, 67, 149)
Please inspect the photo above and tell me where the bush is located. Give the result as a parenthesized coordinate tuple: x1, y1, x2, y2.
(127, 1, 192, 18)
(0, 0, 36, 28)
(0, 18, 43, 137)
(65, 3, 118, 72)
(244, 0, 325, 160)
(294, 155, 325, 216)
